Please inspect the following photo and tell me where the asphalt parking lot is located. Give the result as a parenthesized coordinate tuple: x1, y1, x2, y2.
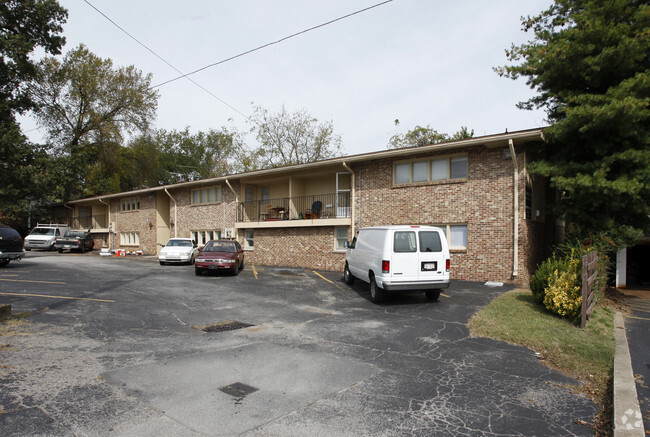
(0, 252, 598, 436)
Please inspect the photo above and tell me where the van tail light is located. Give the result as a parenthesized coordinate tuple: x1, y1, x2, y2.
(382, 260, 390, 273)
(446, 259, 450, 272)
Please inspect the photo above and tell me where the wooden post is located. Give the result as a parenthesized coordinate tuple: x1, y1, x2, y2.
(581, 251, 599, 328)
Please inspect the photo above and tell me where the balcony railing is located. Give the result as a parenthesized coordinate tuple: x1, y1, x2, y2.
(69, 214, 108, 230)
(237, 192, 351, 223)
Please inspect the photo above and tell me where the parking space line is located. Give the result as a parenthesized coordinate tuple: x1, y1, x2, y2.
(0, 292, 114, 303)
(441, 292, 451, 298)
(627, 315, 650, 321)
(311, 271, 344, 291)
(0, 278, 65, 285)
(252, 265, 259, 279)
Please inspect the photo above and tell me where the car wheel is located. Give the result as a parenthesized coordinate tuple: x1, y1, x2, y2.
(369, 276, 384, 304)
(159, 261, 165, 266)
(344, 263, 355, 285)
(426, 290, 441, 301)
(57, 249, 63, 253)
(0, 259, 10, 267)
(195, 268, 202, 276)
(80, 245, 85, 253)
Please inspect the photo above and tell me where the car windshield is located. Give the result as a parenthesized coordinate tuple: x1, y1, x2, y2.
(64, 231, 86, 238)
(30, 228, 55, 236)
(204, 242, 236, 253)
(167, 240, 192, 247)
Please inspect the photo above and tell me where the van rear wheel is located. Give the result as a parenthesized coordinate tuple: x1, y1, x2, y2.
(426, 290, 441, 301)
(343, 263, 354, 285)
(369, 277, 384, 303)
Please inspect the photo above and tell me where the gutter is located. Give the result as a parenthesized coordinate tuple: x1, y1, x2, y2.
(342, 162, 355, 238)
(164, 189, 177, 238)
(509, 139, 519, 278)
(98, 198, 112, 249)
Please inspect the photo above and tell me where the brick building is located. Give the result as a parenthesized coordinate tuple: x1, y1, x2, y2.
(62, 128, 560, 286)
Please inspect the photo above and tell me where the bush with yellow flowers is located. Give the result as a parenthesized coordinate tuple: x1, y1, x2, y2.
(542, 253, 582, 319)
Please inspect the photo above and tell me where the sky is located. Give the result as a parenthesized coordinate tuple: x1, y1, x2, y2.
(20, 0, 552, 156)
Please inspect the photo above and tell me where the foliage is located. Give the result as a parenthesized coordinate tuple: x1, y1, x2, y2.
(30, 44, 159, 200)
(496, 0, 650, 239)
(0, 0, 67, 220)
(247, 104, 342, 169)
(529, 255, 571, 304)
(387, 122, 474, 149)
(543, 252, 582, 319)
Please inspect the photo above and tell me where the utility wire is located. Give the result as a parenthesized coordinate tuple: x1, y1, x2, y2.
(83, 0, 248, 119)
(151, 0, 395, 89)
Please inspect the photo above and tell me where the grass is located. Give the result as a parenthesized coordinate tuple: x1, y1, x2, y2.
(468, 288, 620, 433)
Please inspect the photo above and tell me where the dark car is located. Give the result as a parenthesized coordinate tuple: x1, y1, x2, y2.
(195, 240, 244, 276)
(54, 230, 95, 253)
(0, 224, 26, 267)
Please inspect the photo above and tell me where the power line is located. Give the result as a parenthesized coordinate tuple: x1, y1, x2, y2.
(150, 0, 395, 89)
(83, 0, 248, 119)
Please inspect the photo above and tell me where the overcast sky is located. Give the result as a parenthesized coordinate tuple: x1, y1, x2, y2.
(20, 0, 552, 156)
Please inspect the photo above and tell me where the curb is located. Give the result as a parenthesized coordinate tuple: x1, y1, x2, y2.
(613, 311, 645, 436)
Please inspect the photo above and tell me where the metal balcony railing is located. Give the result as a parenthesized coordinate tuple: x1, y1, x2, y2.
(69, 214, 108, 230)
(237, 192, 351, 223)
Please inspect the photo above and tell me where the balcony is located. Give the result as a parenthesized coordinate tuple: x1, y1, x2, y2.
(236, 192, 351, 229)
(69, 214, 108, 231)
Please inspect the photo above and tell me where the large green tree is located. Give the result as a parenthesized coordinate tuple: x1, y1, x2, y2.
(0, 0, 67, 221)
(30, 44, 159, 200)
(497, 0, 650, 240)
(387, 122, 474, 149)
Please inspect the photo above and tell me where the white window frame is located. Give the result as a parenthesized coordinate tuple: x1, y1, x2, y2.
(191, 229, 221, 246)
(120, 232, 140, 246)
(244, 229, 254, 250)
(191, 186, 222, 205)
(121, 197, 140, 212)
(334, 226, 348, 252)
(394, 154, 468, 185)
(433, 224, 468, 251)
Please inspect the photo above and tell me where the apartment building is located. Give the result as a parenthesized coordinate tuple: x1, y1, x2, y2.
(61, 128, 556, 286)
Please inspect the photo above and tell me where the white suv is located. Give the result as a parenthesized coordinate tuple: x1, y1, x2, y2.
(344, 225, 450, 303)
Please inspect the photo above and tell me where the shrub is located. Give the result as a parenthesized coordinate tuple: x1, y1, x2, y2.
(543, 255, 582, 320)
(529, 256, 571, 304)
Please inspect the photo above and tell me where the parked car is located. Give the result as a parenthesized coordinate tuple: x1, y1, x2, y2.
(54, 230, 95, 253)
(344, 225, 450, 303)
(24, 223, 69, 251)
(159, 238, 199, 265)
(0, 224, 26, 267)
(194, 240, 244, 275)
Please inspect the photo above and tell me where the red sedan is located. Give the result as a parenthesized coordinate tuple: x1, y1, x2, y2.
(195, 240, 245, 276)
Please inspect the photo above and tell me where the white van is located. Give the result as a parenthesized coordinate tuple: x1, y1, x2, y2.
(24, 223, 69, 251)
(344, 225, 450, 303)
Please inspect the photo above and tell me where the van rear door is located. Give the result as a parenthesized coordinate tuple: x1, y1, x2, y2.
(390, 230, 420, 281)
(417, 230, 446, 282)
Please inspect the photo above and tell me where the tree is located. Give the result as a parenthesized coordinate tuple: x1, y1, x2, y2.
(496, 0, 650, 241)
(0, 0, 67, 221)
(387, 121, 474, 149)
(247, 104, 342, 169)
(30, 44, 159, 200)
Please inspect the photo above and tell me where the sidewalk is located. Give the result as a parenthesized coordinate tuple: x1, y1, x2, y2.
(614, 288, 649, 436)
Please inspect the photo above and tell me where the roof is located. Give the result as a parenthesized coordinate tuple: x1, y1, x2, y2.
(67, 127, 544, 204)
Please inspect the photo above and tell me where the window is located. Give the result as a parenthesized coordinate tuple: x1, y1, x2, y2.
(261, 186, 270, 201)
(394, 155, 468, 185)
(245, 230, 254, 249)
(120, 232, 140, 246)
(121, 198, 140, 212)
(419, 231, 442, 252)
(191, 186, 222, 205)
(335, 227, 348, 251)
(525, 185, 532, 220)
(435, 224, 468, 251)
(394, 231, 417, 253)
(192, 230, 221, 246)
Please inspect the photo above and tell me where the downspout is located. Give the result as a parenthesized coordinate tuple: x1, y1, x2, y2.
(225, 179, 238, 236)
(509, 139, 519, 278)
(342, 162, 355, 238)
(164, 189, 177, 238)
(98, 198, 111, 249)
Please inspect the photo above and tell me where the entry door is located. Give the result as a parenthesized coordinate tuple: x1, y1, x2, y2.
(336, 172, 351, 218)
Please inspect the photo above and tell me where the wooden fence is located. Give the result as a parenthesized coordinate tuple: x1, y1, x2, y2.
(581, 251, 599, 328)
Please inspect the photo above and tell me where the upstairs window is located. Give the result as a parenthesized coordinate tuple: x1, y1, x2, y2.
(394, 155, 468, 185)
(191, 186, 222, 205)
(121, 198, 140, 212)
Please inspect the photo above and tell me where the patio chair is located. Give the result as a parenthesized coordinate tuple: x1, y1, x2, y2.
(303, 201, 322, 219)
